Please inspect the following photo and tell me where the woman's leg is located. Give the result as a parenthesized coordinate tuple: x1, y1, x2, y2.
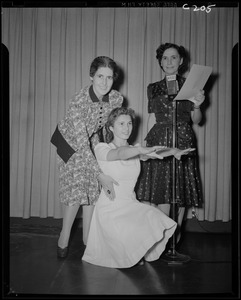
(176, 206, 185, 243)
(82, 205, 95, 246)
(157, 204, 186, 244)
(157, 203, 171, 216)
(158, 204, 185, 241)
(58, 204, 80, 248)
(141, 201, 159, 209)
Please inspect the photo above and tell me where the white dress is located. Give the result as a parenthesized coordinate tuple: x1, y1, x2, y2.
(82, 143, 177, 268)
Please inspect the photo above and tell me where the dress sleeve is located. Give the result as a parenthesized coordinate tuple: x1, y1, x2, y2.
(83, 137, 103, 178)
(59, 92, 103, 178)
(94, 143, 112, 161)
(58, 92, 89, 150)
(74, 121, 103, 178)
(109, 90, 124, 109)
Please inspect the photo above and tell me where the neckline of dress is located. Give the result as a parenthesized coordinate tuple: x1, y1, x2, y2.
(89, 85, 109, 103)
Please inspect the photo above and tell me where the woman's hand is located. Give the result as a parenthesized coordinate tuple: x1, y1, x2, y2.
(97, 173, 119, 201)
(189, 89, 205, 107)
(141, 146, 195, 160)
(144, 151, 164, 160)
(134, 143, 168, 155)
(174, 148, 195, 160)
(145, 148, 176, 159)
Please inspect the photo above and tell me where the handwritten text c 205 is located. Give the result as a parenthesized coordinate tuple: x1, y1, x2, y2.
(182, 3, 216, 13)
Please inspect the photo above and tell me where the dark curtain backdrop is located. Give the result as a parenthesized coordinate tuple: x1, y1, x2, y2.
(2, 6, 238, 221)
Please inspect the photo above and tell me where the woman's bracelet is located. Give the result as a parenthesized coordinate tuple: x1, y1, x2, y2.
(194, 105, 200, 109)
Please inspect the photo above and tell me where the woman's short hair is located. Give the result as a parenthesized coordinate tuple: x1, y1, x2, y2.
(89, 56, 119, 81)
(104, 107, 136, 143)
(156, 43, 189, 75)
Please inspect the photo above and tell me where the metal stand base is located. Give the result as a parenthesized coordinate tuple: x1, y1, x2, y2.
(161, 249, 191, 265)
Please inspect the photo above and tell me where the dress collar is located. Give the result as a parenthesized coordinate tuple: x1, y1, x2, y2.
(89, 85, 109, 103)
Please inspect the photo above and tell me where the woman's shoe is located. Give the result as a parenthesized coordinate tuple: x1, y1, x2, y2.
(57, 246, 68, 258)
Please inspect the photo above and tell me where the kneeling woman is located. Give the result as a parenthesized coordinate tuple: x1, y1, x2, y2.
(82, 107, 191, 268)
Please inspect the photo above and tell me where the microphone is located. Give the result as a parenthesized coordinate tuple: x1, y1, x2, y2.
(166, 75, 178, 96)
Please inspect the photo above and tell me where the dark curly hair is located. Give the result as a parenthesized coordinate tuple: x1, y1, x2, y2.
(89, 56, 119, 81)
(104, 107, 136, 143)
(156, 43, 189, 75)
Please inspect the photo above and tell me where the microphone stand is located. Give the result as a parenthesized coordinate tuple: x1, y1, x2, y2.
(161, 81, 191, 265)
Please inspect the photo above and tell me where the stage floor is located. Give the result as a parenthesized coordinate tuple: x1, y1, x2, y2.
(6, 218, 238, 298)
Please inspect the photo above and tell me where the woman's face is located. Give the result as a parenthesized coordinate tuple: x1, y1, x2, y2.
(91, 67, 114, 99)
(110, 114, 133, 143)
(161, 47, 183, 75)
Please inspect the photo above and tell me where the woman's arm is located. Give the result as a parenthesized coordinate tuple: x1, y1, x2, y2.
(106, 145, 165, 161)
(190, 89, 205, 124)
(61, 92, 104, 179)
(147, 113, 156, 132)
(141, 148, 195, 161)
(191, 106, 202, 124)
(97, 173, 119, 201)
(141, 148, 176, 160)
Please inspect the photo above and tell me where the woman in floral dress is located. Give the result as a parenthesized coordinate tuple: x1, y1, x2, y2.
(135, 43, 205, 243)
(53, 56, 123, 258)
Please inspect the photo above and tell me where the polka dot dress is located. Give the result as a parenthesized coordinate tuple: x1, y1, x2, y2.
(135, 76, 203, 208)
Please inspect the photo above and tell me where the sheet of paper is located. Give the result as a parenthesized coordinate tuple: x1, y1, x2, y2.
(174, 64, 212, 101)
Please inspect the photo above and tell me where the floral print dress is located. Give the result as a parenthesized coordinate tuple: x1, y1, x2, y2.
(135, 76, 203, 208)
(57, 85, 123, 206)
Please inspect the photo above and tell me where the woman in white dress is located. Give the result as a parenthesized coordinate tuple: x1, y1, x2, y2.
(82, 107, 193, 268)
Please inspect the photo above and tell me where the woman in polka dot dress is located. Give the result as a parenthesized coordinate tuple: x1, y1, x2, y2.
(136, 43, 205, 243)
